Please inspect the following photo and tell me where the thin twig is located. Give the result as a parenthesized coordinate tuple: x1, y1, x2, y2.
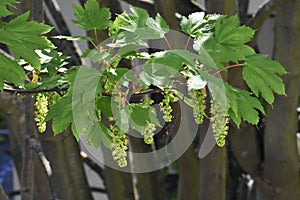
(164, 36, 172, 50)
(184, 36, 191, 50)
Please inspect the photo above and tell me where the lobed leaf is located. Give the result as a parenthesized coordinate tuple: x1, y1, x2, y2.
(0, 54, 27, 90)
(215, 15, 255, 45)
(115, 6, 169, 39)
(0, 0, 17, 18)
(243, 55, 287, 104)
(0, 12, 54, 70)
(72, 0, 111, 30)
(225, 83, 265, 127)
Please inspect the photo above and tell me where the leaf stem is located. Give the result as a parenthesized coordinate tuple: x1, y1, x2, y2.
(164, 36, 172, 50)
(93, 28, 99, 46)
(185, 36, 191, 50)
(213, 63, 244, 75)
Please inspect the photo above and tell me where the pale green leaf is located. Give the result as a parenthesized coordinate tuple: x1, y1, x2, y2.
(187, 75, 207, 90)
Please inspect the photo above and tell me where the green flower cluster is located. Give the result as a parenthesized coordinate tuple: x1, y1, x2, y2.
(159, 90, 178, 122)
(104, 80, 116, 94)
(141, 95, 154, 106)
(142, 122, 156, 144)
(110, 125, 128, 168)
(210, 101, 229, 147)
(189, 89, 206, 124)
(34, 93, 49, 133)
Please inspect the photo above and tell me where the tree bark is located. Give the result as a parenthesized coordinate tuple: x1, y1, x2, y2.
(129, 135, 165, 200)
(199, 142, 227, 200)
(154, 0, 180, 30)
(205, 0, 237, 15)
(103, 165, 135, 200)
(256, 1, 300, 199)
(199, 2, 236, 200)
(39, 128, 93, 200)
(21, 95, 37, 200)
(177, 145, 200, 200)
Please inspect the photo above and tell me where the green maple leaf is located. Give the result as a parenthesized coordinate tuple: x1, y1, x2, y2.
(181, 12, 205, 37)
(180, 12, 223, 38)
(0, 54, 27, 90)
(195, 36, 255, 70)
(46, 94, 73, 136)
(0, 12, 54, 70)
(140, 50, 201, 88)
(194, 15, 255, 70)
(243, 55, 287, 104)
(128, 104, 161, 133)
(215, 15, 254, 45)
(116, 6, 169, 39)
(72, 0, 111, 30)
(0, 0, 17, 18)
(225, 83, 265, 127)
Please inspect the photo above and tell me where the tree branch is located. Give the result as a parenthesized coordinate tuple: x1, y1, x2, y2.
(2, 86, 162, 98)
(21, 96, 36, 200)
(237, 0, 249, 24)
(81, 151, 105, 181)
(90, 187, 107, 193)
(45, 0, 82, 66)
(0, 185, 8, 200)
(2, 86, 67, 95)
(247, 0, 294, 28)
(120, 0, 154, 13)
(21, 1, 44, 199)
(30, 137, 60, 200)
(246, 0, 295, 47)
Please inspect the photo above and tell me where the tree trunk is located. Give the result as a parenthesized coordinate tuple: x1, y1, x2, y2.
(129, 135, 165, 200)
(21, 95, 37, 200)
(154, 0, 180, 30)
(256, 1, 300, 199)
(205, 0, 237, 15)
(199, 140, 227, 200)
(177, 145, 200, 200)
(40, 128, 93, 200)
(198, 2, 236, 200)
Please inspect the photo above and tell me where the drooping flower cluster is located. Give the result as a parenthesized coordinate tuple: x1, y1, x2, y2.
(110, 125, 128, 168)
(34, 93, 49, 133)
(142, 122, 156, 144)
(159, 90, 178, 122)
(189, 89, 206, 124)
(210, 101, 229, 147)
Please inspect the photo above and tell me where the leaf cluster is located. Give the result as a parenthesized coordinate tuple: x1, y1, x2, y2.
(0, 0, 287, 153)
